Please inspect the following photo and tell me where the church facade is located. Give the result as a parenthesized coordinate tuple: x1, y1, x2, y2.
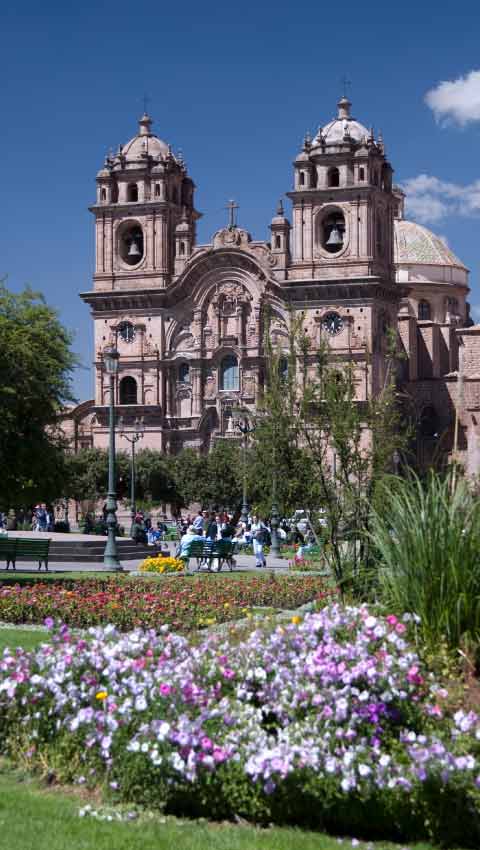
(64, 97, 480, 473)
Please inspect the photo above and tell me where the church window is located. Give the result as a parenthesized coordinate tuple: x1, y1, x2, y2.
(275, 234, 281, 249)
(119, 376, 138, 405)
(321, 210, 345, 254)
(328, 167, 340, 188)
(279, 357, 289, 381)
(220, 355, 239, 391)
(299, 172, 305, 186)
(179, 241, 185, 255)
(101, 188, 107, 201)
(359, 167, 365, 181)
(179, 363, 190, 383)
(418, 300, 431, 321)
(127, 184, 138, 202)
(155, 183, 160, 197)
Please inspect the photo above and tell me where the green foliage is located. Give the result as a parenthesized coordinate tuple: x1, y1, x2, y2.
(0, 280, 76, 507)
(371, 470, 480, 653)
(172, 442, 242, 510)
(64, 448, 129, 502)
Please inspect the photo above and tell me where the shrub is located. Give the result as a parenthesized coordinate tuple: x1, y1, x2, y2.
(370, 470, 480, 653)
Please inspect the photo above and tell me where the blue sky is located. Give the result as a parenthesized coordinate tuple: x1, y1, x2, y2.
(2, 0, 480, 400)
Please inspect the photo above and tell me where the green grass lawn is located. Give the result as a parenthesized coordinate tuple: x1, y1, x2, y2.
(0, 627, 48, 653)
(0, 767, 452, 850)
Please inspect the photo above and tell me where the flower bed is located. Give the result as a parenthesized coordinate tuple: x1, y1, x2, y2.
(139, 556, 185, 574)
(0, 606, 479, 846)
(0, 575, 332, 632)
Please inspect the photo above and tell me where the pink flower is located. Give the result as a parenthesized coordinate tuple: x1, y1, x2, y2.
(159, 683, 172, 696)
(395, 623, 407, 635)
(386, 615, 398, 626)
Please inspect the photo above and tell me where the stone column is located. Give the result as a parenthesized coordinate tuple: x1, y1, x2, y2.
(192, 367, 202, 416)
(294, 206, 303, 261)
(105, 216, 113, 274)
(145, 214, 154, 270)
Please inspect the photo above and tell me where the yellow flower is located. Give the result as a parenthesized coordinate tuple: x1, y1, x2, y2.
(95, 691, 108, 701)
(224, 602, 230, 608)
(291, 615, 302, 625)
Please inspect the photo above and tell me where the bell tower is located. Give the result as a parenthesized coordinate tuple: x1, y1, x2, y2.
(288, 95, 395, 283)
(92, 113, 200, 291)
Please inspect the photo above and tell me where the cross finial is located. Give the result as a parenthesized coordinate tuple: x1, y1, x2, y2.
(341, 76, 352, 98)
(225, 199, 239, 229)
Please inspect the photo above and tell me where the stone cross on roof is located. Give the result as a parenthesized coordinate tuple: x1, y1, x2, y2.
(225, 199, 239, 229)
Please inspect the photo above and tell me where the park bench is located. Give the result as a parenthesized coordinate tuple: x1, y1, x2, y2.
(0, 537, 51, 571)
(180, 539, 236, 572)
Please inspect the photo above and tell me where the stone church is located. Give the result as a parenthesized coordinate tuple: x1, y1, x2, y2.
(63, 96, 480, 473)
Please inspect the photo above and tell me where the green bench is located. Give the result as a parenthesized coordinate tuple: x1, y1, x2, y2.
(0, 537, 51, 571)
(181, 539, 236, 572)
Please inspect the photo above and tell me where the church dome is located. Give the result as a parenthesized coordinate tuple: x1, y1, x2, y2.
(394, 219, 467, 270)
(121, 113, 170, 162)
(312, 97, 369, 147)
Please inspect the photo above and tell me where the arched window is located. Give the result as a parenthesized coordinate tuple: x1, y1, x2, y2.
(179, 363, 190, 383)
(220, 355, 239, 391)
(418, 300, 431, 321)
(322, 211, 345, 254)
(155, 183, 160, 197)
(179, 241, 185, 256)
(119, 376, 137, 405)
(101, 188, 107, 201)
(275, 234, 281, 249)
(299, 172, 305, 186)
(279, 357, 289, 381)
(328, 167, 340, 187)
(127, 184, 138, 202)
(359, 167, 365, 181)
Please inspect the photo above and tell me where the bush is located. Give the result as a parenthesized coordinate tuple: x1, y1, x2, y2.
(1, 606, 479, 846)
(370, 470, 480, 653)
(53, 521, 70, 533)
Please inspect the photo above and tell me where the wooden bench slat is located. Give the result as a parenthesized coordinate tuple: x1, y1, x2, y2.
(0, 538, 51, 571)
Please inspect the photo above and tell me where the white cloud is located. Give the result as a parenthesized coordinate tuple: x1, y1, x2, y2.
(425, 70, 480, 126)
(401, 173, 480, 224)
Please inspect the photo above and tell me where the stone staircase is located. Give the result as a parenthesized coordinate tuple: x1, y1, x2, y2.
(46, 538, 152, 563)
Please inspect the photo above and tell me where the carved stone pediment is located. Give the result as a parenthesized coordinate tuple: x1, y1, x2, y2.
(213, 227, 252, 249)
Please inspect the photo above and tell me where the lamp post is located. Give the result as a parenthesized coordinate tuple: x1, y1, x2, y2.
(119, 416, 145, 536)
(233, 412, 255, 525)
(103, 345, 122, 570)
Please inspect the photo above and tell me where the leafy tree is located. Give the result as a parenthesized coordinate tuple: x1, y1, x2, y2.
(64, 448, 130, 503)
(0, 281, 76, 508)
(171, 443, 242, 511)
(134, 449, 177, 504)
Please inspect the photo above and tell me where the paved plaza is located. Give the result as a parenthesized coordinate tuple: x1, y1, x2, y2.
(2, 531, 290, 573)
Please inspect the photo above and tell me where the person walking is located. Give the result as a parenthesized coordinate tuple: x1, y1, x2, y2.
(251, 514, 268, 568)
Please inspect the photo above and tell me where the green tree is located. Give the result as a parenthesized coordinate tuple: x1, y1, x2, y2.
(64, 448, 130, 503)
(0, 281, 76, 508)
(134, 449, 177, 504)
(171, 443, 242, 511)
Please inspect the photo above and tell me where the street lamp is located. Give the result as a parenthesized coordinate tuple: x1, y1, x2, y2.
(233, 411, 255, 525)
(103, 345, 122, 571)
(119, 416, 145, 536)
